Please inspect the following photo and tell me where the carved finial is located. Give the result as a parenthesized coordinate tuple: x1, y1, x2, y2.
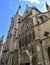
(19, 5, 21, 9)
(26, 4, 28, 7)
(16, 5, 21, 14)
(46, 3, 49, 7)
(46, 3, 49, 11)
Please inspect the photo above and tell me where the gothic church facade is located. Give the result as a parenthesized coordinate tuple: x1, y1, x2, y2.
(1, 3, 50, 65)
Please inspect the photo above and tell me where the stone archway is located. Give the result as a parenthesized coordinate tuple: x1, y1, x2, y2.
(20, 50, 30, 65)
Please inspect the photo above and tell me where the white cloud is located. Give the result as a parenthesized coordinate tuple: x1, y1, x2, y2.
(20, 0, 40, 4)
(41, 1, 47, 12)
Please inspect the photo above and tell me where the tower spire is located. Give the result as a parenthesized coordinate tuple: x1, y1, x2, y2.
(16, 5, 21, 15)
(46, 3, 50, 12)
(46, 3, 49, 10)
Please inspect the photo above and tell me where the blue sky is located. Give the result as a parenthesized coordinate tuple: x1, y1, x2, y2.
(0, 0, 50, 39)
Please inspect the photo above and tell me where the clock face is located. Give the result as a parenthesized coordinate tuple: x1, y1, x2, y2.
(21, 19, 33, 32)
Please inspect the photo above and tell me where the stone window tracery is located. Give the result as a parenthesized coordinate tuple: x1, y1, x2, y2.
(21, 19, 33, 32)
(19, 31, 35, 48)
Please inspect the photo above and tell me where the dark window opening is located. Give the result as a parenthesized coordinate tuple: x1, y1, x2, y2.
(27, 21, 28, 23)
(44, 31, 49, 37)
(25, 36, 28, 45)
(28, 31, 35, 43)
(19, 32, 35, 48)
(26, 63, 30, 65)
(0, 43, 1, 48)
(26, 10, 29, 13)
(27, 25, 28, 28)
(29, 33, 31, 43)
(32, 56, 37, 65)
(6, 59, 8, 64)
(27, 35, 29, 44)
(33, 31, 35, 40)
(18, 18, 20, 21)
(39, 16, 44, 22)
(19, 40, 21, 48)
(37, 21, 40, 25)
(48, 47, 50, 61)
(21, 38, 24, 47)
(20, 63, 30, 65)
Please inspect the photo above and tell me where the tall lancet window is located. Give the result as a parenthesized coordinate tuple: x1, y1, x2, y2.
(48, 47, 50, 61)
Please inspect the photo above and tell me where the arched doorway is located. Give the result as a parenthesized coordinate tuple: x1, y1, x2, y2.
(20, 50, 30, 65)
(48, 47, 50, 61)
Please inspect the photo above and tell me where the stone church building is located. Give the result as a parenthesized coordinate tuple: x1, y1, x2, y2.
(1, 3, 50, 65)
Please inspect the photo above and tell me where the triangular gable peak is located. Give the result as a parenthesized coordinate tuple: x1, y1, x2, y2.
(23, 5, 32, 17)
(23, 5, 42, 17)
(32, 6, 42, 16)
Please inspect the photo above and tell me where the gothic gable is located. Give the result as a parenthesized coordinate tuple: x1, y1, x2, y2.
(23, 7, 32, 17)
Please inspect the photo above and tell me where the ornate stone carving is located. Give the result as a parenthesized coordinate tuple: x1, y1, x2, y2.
(21, 51, 30, 63)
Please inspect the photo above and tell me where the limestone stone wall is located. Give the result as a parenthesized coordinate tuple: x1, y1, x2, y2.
(7, 52, 14, 65)
(39, 19, 50, 39)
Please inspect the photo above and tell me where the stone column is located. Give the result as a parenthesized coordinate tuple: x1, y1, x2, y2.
(36, 43, 44, 65)
(30, 56, 32, 65)
(42, 41, 50, 65)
